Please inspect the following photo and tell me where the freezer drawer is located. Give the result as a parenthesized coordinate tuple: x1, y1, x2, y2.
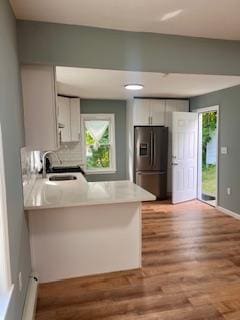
(136, 171, 167, 200)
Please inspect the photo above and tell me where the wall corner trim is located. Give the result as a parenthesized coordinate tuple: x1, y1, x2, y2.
(217, 206, 240, 220)
(22, 273, 39, 320)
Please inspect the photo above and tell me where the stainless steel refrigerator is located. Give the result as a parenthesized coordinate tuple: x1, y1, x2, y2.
(134, 126, 168, 200)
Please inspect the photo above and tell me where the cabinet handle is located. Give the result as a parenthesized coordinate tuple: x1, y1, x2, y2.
(59, 130, 62, 144)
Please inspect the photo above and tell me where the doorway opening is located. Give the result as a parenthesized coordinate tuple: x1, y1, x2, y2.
(197, 106, 219, 207)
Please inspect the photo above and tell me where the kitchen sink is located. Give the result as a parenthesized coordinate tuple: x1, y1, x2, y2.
(49, 175, 77, 181)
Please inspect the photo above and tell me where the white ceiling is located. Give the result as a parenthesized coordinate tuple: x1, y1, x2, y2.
(56, 67, 240, 100)
(11, 0, 240, 40)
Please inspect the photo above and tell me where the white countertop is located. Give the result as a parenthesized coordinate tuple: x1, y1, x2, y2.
(24, 173, 156, 210)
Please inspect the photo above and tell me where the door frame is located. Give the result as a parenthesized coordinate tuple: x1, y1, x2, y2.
(194, 105, 219, 207)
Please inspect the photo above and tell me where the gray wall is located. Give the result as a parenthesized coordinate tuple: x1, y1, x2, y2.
(190, 85, 240, 214)
(81, 99, 127, 182)
(0, 1, 31, 319)
(17, 20, 240, 76)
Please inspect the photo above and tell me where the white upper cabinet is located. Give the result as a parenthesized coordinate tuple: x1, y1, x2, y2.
(57, 96, 80, 143)
(132, 98, 189, 127)
(21, 65, 59, 151)
(58, 96, 71, 142)
(70, 98, 81, 142)
(132, 99, 151, 125)
(165, 99, 189, 128)
(150, 100, 166, 125)
(133, 99, 165, 125)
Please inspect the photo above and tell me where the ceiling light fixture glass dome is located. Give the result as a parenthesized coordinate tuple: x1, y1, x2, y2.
(124, 84, 144, 90)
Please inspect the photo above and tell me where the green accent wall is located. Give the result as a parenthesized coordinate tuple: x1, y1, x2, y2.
(17, 20, 240, 75)
(81, 99, 127, 181)
(0, 1, 31, 319)
(190, 85, 240, 214)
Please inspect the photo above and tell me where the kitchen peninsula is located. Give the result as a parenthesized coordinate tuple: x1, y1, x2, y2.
(25, 173, 155, 283)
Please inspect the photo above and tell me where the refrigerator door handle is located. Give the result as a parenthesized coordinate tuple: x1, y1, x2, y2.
(150, 131, 154, 166)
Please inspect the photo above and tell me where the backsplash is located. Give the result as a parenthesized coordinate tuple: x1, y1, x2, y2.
(21, 143, 84, 202)
(52, 142, 83, 167)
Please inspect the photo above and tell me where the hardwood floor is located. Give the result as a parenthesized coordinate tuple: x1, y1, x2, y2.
(36, 201, 240, 320)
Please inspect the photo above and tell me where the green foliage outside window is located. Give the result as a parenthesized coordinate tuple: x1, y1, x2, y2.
(85, 126, 110, 169)
(202, 111, 217, 167)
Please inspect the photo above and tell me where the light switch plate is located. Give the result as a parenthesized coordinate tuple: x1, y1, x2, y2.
(221, 147, 228, 154)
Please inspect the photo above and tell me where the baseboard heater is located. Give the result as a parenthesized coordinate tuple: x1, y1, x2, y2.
(22, 274, 39, 320)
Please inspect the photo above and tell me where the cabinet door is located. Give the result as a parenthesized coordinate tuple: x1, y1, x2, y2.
(150, 100, 166, 125)
(165, 100, 189, 127)
(70, 98, 81, 141)
(58, 96, 71, 142)
(21, 65, 58, 150)
(133, 99, 151, 125)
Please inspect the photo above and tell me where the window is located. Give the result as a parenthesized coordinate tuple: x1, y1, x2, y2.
(0, 124, 12, 318)
(81, 114, 116, 174)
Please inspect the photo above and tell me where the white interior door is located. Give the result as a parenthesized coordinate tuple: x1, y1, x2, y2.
(165, 100, 189, 194)
(172, 112, 198, 204)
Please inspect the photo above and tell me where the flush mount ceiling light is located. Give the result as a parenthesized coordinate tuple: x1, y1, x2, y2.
(124, 84, 144, 90)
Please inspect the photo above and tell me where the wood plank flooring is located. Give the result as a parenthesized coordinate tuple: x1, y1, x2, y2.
(36, 201, 240, 320)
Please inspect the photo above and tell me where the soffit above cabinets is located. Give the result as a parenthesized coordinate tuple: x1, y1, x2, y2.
(11, 0, 240, 40)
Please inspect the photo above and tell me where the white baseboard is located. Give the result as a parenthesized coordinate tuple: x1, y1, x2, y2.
(22, 274, 39, 320)
(216, 205, 240, 220)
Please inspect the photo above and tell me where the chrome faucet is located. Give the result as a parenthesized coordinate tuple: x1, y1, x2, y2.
(42, 151, 62, 178)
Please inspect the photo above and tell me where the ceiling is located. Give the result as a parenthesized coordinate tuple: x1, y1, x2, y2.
(10, 0, 240, 40)
(56, 67, 240, 100)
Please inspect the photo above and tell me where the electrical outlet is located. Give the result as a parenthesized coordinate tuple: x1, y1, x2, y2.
(221, 147, 228, 154)
(227, 187, 231, 196)
(18, 272, 22, 292)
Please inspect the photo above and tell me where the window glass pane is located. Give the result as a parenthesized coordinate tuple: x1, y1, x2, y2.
(85, 120, 109, 145)
(85, 120, 111, 170)
(86, 145, 110, 169)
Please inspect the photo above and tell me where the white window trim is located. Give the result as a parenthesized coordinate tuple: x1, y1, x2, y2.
(81, 114, 116, 174)
(0, 124, 13, 319)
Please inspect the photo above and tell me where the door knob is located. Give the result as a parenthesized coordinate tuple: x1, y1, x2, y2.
(172, 163, 178, 166)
